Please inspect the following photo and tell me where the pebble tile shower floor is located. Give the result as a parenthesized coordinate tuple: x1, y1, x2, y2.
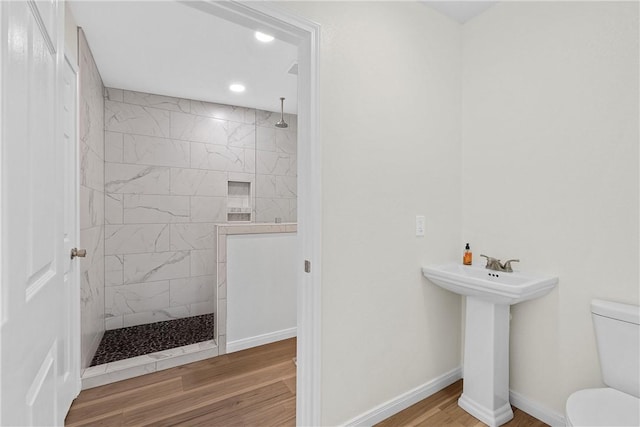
(90, 314, 215, 366)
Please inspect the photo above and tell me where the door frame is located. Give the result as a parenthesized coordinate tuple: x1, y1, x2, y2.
(181, 2, 322, 425)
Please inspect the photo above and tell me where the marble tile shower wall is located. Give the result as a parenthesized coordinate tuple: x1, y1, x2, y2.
(79, 30, 106, 368)
(103, 88, 297, 329)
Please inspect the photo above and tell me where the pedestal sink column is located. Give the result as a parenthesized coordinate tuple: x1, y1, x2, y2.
(458, 297, 514, 426)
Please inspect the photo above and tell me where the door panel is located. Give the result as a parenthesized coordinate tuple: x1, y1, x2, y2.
(1, 1, 79, 425)
(26, 6, 57, 298)
(26, 344, 57, 426)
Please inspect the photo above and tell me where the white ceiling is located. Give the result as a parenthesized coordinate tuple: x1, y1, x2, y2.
(69, 1, 496, 114)
(69, 1, 299, 113)
(422, 1, 497, 24)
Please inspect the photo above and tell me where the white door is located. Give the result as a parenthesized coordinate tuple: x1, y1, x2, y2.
(0, 1, 79, 425)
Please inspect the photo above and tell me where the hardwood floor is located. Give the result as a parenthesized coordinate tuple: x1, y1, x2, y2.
(67, 339, 546, 426)
(66, 339, 297, 427)
(376, 380, 548, 427)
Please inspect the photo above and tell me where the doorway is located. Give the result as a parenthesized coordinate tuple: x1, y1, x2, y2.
(71, 1, 320, 424)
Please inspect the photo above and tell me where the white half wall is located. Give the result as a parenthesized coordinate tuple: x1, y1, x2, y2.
(462, 1, 639, 415)
(226, 233, 297, 350)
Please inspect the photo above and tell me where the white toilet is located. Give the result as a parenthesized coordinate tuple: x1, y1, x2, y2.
(565, 299, 640, 426)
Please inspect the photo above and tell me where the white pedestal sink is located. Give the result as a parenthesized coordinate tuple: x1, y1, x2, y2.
(422, 263, 558, 427)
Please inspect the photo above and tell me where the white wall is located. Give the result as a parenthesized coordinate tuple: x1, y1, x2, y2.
(462, 1, 639, 415)
(284, 2, 464, 425)
(285, 1, 638, 423)
(226, 233, 297, 349)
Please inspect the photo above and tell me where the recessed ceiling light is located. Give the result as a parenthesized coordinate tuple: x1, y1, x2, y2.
(255, 31, 274, 43)
(229, 83, 245, 93)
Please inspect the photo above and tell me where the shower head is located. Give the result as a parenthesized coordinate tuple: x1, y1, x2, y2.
(275, 97, 288, 128)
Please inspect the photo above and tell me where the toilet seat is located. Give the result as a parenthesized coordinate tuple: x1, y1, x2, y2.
(566, 388, 640, 426)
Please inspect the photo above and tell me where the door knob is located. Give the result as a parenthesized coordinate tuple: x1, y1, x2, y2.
(70, 248, 87, 259)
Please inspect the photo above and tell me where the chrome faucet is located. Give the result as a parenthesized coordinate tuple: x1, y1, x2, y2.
(480, 254, 520, 273)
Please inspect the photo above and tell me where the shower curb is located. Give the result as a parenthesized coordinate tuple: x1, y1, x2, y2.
(81, 340, 218, 389)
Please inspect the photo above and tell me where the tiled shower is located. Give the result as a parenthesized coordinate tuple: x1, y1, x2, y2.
(78, 30, 297, 378)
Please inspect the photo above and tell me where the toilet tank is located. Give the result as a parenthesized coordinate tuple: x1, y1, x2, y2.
(591, 299, 640, 398)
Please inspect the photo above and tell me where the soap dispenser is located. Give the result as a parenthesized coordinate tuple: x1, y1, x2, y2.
(463, 243, 472, 265)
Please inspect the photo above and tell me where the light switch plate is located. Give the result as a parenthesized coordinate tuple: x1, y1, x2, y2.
(416, 215, 426, 237)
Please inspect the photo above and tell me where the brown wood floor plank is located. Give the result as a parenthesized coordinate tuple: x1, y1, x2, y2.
(229, 395, 296, 427)
(122, 361, 295, 426)
(66, 411, 124, 427)
(406, 396, 461, 427)
(283, 376, 296, 394)
(181, 340, 296, 391)
(374, 380, 548, 427)
(66, 339, 296, 427)
(376, 380, 462, 427)
(441, 397, 474, 424)
(65, 378, 182, 424)
(509, 408, 548, 427)
(147, 381, 293, 427)
(414, 407, 456, 427)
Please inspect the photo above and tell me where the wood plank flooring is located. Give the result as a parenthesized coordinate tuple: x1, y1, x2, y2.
(66, 339, 297, 427)
(376, 380, 548, 427)
(66, 338, 546, 427)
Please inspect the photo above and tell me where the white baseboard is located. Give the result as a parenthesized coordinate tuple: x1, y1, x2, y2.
(338, 367, 566, 427)
(510, 389, 566, 427)
(226, 327, 297, 353)
(342, 366, 463, 427)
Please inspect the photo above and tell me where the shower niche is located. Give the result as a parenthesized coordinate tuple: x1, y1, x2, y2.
(227, 181, 252, 222)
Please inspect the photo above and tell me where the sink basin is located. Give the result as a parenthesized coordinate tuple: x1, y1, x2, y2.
(421, 263, 558, 305)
